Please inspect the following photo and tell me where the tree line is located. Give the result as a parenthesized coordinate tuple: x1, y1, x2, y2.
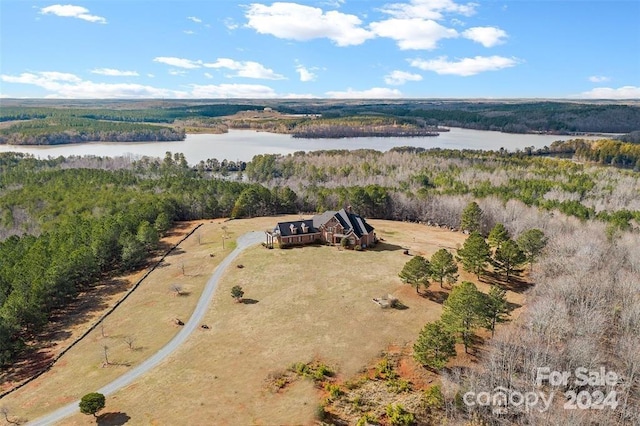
(0, 152, 297, 365)
(0, 117, 185, 145)
(243, 149, 640, 232)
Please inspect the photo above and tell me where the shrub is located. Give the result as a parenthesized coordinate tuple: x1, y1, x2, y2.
(423, 385, 444, 410)
(314, 363, 334, 379)
(386, 404, 415, 426)
(354, 244, 363, 251)
(356, 413, 379, 426)
(387, 378, 411, 393)
(79, 392, 106, 418)
(324, 383, 344, 399)
(375, 357, 398, 380)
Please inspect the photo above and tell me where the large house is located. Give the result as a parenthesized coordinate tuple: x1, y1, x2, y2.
(266, 208, 376, 248)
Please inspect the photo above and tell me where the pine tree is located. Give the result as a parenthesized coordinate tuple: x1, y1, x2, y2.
(399, 255, 431, 294)
(414, 321, 457, 370)
(516, 228, 548, 271)
(456, 231, 491, 279)
(429, 248, 458, 288)
(494, 239, 526, 283)
(441, 281, 484, 354)
(480, 285, 510, 336)
(488, 223, 510, 249)
(460, 201, 483, 233)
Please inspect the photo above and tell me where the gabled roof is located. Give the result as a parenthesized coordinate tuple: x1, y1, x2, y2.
(312, 210, 336, 229)
(275, 219, 318, 237)
(311, 208, 374, 237)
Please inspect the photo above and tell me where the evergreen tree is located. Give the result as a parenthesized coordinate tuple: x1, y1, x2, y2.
(461, 201, 483, 233)
(429, 248, 458, 288)
(488, 223, 510, 249)
(480, 285, 510, 336)
(399, 255, 431, 294)
(414, 321, 457, 370)
(516, 228, 548, 271)
(231, 285, 244, 302)
(456, 232, 491, 279)
(79, 392, 105, 418)
(441, 281, 484, 354)
(494, 239, 526, 283)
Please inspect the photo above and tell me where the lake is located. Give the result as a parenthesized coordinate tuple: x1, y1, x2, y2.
(0, 128, 607, 165)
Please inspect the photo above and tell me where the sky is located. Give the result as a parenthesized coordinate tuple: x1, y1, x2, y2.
(1, 0, 639, 99)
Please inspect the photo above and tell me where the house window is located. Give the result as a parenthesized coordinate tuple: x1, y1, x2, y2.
(298, 236, 301, 242)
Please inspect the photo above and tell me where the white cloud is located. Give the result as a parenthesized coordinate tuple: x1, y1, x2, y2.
(169, 70, 187, 76)
(325, 87, 403, 98)
(450, 18, 465, 26)
(282, 92, 318, 99)
(40, 4, 106, 24)
(379, 0, 477, 20)
(190, 83, 278, 98)
(204, 58, 285, 80)
(183, 30, 195, 35)
(1, 72, 82, 90)
(91, 68, 139, 77)
(577, 86, 640, 99)
(296, 65, 317, 82)
(588, 75, 610, 83)
(462, 26, 507, 47)
(410, 55, 519, 76)
(204, 72, 213, 79)
(224, 18, 239, 30)
(384, 70, 423, 85)
(153, 57, 203, 69)
(245, 2, 373, 46)
(321, 0, 345, 7)
(187, 16, 202, 23)
(0, 71, 187, 98)
(370, 18, 457, 50)
(147, 73, 155, 78)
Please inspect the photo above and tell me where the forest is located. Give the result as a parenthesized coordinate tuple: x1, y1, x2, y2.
(0, 144, 639, 423)
(1, 100, 638, 145)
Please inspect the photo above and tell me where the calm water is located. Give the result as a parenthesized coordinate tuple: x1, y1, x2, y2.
(0, 128, 606, 165)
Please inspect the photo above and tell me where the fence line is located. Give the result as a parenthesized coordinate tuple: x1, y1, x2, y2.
(0, 223, 204, 399)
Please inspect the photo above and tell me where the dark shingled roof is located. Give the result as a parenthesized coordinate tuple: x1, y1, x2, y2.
(275, 219, 318, 237)
(311, 208, 374, 238)
(312, 210, 336, 229)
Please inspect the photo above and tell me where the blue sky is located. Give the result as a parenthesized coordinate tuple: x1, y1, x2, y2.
(1, 0, 639, 99)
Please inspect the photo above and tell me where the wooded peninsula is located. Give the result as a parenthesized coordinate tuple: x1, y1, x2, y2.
(1, 99, 639, 145)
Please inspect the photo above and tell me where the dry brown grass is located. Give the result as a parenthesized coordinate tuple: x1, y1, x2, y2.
(2, 218, 525, 425)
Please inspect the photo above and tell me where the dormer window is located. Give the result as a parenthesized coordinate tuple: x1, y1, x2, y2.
(301, 223, 308, 233)
(290, 224, 297, 234)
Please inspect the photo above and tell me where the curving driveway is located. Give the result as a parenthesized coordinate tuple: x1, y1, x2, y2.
(28, 231, 265, 426)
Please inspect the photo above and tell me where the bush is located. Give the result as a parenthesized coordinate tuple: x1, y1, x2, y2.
(290, 361, 333, 383)
(356, 413, 379, 426)
(386, 404, 415, 426)
(375, 357, 398, 380)
(79, 392, 106, 417)
(387, 378, 411, 393)
(423, 385, 444, 410)
(324, 383, 344, 399)
(354, 244, 363, 251)
(314, 363, 334, 379)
